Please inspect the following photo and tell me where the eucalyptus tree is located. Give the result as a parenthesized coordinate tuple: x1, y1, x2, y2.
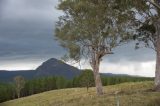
(55, 0, 133, 95)
(118, 0, 160, 91)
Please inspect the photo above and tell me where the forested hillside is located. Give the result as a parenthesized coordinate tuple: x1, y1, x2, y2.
(0, 70, 153, 103)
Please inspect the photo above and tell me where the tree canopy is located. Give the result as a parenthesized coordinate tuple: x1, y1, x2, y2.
(56, 0, 134, 62)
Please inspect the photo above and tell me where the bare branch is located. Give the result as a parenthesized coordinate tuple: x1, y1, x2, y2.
(146, 0, 160, 10)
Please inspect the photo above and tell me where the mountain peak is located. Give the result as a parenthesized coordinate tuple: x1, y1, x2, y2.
(35, 58, 80, 78)
(43, 58, 61, 64)
(46, 58, 60, 62)
(36, 58, 64, 70)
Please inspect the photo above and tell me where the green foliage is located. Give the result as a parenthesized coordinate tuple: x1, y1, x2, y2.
(72, 76, 80, 87)
(0, 83, 15, 102)
(22, 76, 58, 95)
(139, 23, 156, 34)
(78, 69, 94, 91)
(117, 0, 160, 51)
(101, 76, 153, 86)
(56, 76, 67, 89)
(55, 0, 133, 61)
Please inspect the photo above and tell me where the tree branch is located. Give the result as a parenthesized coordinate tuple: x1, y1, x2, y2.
(147, 0, 160, 10)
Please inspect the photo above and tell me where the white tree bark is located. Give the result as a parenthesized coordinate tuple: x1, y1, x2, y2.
(154, 18, 160, 91)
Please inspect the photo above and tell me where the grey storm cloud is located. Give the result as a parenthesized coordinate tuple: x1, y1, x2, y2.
(0, 0, 61, 21)
(0, 0, 64, 61)
(105, 42, 156, 63)
(0, 0, 5, 9)
(0, 0, 6, 17)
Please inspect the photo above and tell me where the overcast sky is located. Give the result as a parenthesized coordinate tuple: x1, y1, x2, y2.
(0, 0, 156, 77)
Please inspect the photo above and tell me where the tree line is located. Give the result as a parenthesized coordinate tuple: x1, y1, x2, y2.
(0, 69, 153, 103)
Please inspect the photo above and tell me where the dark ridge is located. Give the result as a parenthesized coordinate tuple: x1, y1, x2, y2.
(0, 58, 81, 82)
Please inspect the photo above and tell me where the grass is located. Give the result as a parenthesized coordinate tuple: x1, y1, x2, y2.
(1, 81, 160, 106)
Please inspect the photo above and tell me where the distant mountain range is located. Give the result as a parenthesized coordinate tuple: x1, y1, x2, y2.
(0, 58, 130, 82)
(0, 70, 36, 82)
(0, 58, 81, 82)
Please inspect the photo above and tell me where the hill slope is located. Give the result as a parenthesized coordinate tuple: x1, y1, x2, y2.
(1, 81, 160, 106)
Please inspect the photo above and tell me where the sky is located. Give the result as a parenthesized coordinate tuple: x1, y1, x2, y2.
(0, 0, 156, 77)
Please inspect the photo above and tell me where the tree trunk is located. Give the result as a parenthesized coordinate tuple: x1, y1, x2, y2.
(155, 39, 160, 91)
(92, 59, 103, 95)
(154, 19, 160, 91)
(17, 92, 20, 98)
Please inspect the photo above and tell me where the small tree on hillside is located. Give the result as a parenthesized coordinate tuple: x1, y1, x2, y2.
(14, 76, 25, 98)
(55, 0, 133, 95)
(79, 69, 94, 92)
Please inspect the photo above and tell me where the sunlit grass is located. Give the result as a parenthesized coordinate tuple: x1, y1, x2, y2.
(1, 81, 160, 106)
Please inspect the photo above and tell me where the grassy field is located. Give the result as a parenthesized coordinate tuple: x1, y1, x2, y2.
(1, 81, 160, 106)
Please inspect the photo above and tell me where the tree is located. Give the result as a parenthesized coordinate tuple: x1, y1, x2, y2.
(55, 0, 133, 95)
(79, 69, 94, 91)
(56, 76, 66, 89)
(118, 0, 160, 91)
(14, 76, 25, 98)
(72, 76, 80, 87)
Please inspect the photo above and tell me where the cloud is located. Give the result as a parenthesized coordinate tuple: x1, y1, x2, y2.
(1, 0, 61, 20)
(0, 0, 5, 9)
(0, 59, 43, 70)
(0, 0, 64, 61)
(100, 61, 155, 77)
(0, 0, 7, 18)
(74, 59, 155, 77)
(105, 42, 156, 63)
